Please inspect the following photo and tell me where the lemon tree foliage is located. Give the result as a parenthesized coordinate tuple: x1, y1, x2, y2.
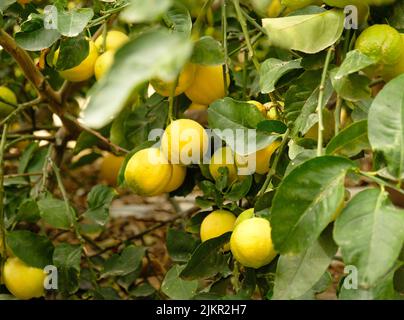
(0, 0, 404, 301)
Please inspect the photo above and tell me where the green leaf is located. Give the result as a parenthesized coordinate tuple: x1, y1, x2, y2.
(368, 74, 404, 178)
(326, 120, 370, 157)
(225, 175, 253, 202)
(271, 156, 354, 254)
(273, 227, 337, 300)
(7, 230, 54, 268)
(191, 36, 225, 65)
(15, 18, 60, 51)
(120, 0, 172, 23)
(69, 152, 101, 170)
(82, 30, 193, 129)
(101, 245, 146, 278)
(16, 198, 40, 223)
(53, 243, 82, 271)
(257, 120, 288, 134)
(166, 229, 199, 262)
(0, 0, 16, 12)
(57, 8, 94, 37)
(208, 98, 278, 155)
(162, 265, 198, 299)
(180, 233, 231, 280)
(18, 142, 38, 174)
(334, 188, 404, 288)
(260, 58, 302, 93)
(262, 9, 344, 54)
(38, 197, 74, 230)
(83, 185, 117, 226)
(334, 50, 376, 80)
(163, 2, 192, 37)
(331, 70, 371, 102)
(56, 34, 89, 71)
(129, 282, 156, 297)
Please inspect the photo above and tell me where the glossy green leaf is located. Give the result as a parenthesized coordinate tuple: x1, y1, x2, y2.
(56, 34, 89, 71)
(162, 265, 198, 299)
(334, 188, 404, 288)
(271, 156, 354, 254)
(260, 58, 302, 93)
(326, 120, 370, 157)
(84, 185, 117, 226)
(38, 197, 75, 230)
(101, 245, 146, 278)
(57, 8, 94, 37)
(120, 0, 172, 23)
(82, 30, 192, 129)
(208, 98, 278, 155)
(166, 229, 199, 262)
(273, 227, 337, 300)
(331, 69, 371, 102)
(368, 74, 404, 178)
(163, 3, 192, 37)
(262, 9, 344, 54)
(334, 50, 376, 80)
(191, 36, 225, 65)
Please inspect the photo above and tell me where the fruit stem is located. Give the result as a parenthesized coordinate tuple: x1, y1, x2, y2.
(317, 46, 334, 157)
(0, 124, 9, 268)
(334, 96, 342, 136)
(233, 0, 260, 71)
(167, 76, 179, 125)
(221, 0, 229, 96)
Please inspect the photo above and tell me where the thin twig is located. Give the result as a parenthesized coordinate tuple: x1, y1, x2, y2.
(0, 125, 9, 264)
(0, 97, 43, 127)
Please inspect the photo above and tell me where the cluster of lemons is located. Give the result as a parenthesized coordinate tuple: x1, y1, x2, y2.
(55, 30, 129, 82)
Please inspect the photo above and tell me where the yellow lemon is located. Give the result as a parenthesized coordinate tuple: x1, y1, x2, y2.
(209, 146, 238, 185)
(185, 64, 230, 105)
(55, 41, 99, 82)
(161, 119, 209, 165)
(234, 208, 255, 227)
(267, 0, 282, 17)
(187, 102, 208, 111)
(100, 153, 125, 186)
(124, 148, 172, 196)
(94, 51, 114, 80)
(235, 140, 281, 175)
(355, 24, 403, 67)
(151, 63, 196, 97)
(3, 257, 45, 300)
(95, 30, 129, 52)
(200, 210, 236, 251)
(0, 86, 17, 118)
(230, 217, 276, 269)
(164, 164, 187, 193)
(248, 100, 267, 117)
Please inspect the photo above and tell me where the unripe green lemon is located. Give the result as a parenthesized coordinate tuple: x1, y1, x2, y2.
(0, 86, 17, 118)
(200, 210, 237, 251)
(209, 146, 238, 185)
(124, 148, 172, 196)
(230, 217, 277, 269)
(381, 34, 404, 81)
(3, 257, 45, 300)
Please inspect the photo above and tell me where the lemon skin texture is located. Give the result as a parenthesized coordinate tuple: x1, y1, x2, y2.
(381, 34, 404, 81)
(151, 63, 196, 97)
(0, 86, 17, 118)
(164, 164, 187, 193)
(234, 208, 254, 227)
(100, 153, 125, 185)
(209, 146, 238, 185)
(94, 51, 114, 80)
(200, 210, 237, 251)
(230, 217, 277, 269)
(161, 119, 209, 165)
(124, 148, 172, 196)
(56, 41, 99, 82)
(235, 140, 281, 175)
(95, 30, 129, 52)
(3, 257, 45, 300)
(185, 64, 230, 105)
(355, 24, 403, 67)
(267, 0, 282, 17)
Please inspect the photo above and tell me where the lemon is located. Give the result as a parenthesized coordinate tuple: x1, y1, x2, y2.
(248, 100, 267, 117)
(230, 217, 276, 269)
(151, 63, 196, 97)
(200, 210, 236, 251)
(267, 0, 282, 17)
(234, 208, 254, 227)
(95, 30, 129, 52)
(209, 146, 238, 185)
(55, 41, 99, 82)
(100, 153, 125, 186)
(3, 257, 45, 300)
(355, 24, 403, 67)
(161, 119, 209, 165)
(235, 140, 281, 175)
(187, 102, 208, 111)
(164, 164, 187, 193)
(0, 86, 17, 119)
(124, 148, 172, 196)
(94, 51, 114, 80)
(185, 64, 230, 105)
(282, 0, 323, 10)
(304, 109, 335, 142)
(381, 34, 404, 81)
